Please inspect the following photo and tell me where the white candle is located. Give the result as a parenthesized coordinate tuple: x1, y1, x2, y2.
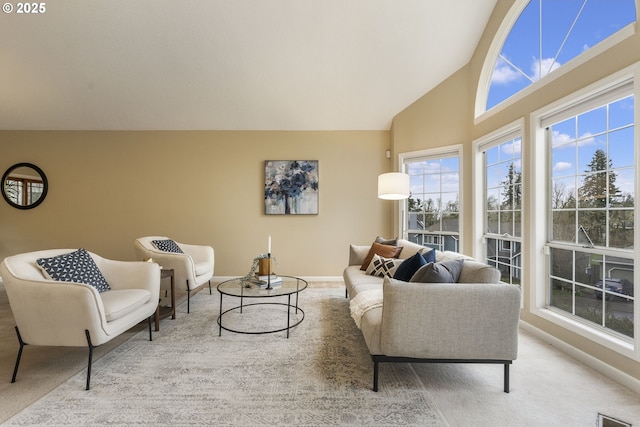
(268, 235, 271, 254)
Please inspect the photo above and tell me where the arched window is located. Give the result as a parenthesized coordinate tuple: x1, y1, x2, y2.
(478, 0, 636, 116)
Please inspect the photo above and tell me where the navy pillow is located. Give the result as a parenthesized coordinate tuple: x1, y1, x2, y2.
(393, 252, 427, 281)
(37, 248, 111, 293)
(152, 239, 183, 253)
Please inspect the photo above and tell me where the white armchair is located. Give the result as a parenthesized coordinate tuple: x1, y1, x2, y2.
(0, 249, 160, 390)
(134, 236, 215, 313)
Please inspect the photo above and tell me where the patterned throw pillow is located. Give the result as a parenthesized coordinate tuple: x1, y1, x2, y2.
(37, 248, 111, 293)
(360, 242, 403, 271)
(152, 239, 183, 253)
(366, 254, 403, 278)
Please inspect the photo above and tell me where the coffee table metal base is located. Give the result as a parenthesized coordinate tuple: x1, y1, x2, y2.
(217, 298, 305, 338)
(216, 276, 308, 339)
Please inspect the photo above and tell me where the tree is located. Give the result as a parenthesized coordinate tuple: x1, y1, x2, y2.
(577, 149, 621, 246)
(501, 162, 522, 209)
(578, 149, 619, 208)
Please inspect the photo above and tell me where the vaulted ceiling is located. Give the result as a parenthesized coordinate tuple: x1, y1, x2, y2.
(0, 0, 497, 131)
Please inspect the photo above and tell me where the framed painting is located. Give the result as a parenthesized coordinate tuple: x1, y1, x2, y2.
(264, 160, 318, 215)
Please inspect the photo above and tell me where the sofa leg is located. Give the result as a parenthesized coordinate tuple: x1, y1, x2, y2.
(85, 330, 95, 391)
(373, 360, 379, 392)
(504, 363, 510, 393)
(209, 279, 212, 295)
(148, 316, 153, 341)
(11, 326, 26, 384)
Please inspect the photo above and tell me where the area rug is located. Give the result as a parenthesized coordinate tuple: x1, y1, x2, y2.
(5, 287, 448, 426)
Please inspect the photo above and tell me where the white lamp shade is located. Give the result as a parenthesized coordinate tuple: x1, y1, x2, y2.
(378, 172, 410, 200)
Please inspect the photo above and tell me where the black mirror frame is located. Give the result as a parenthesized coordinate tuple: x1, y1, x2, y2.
(1, 162, 49, 210)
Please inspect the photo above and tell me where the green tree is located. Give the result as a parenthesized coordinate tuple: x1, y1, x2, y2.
(578, 149, 619, 208)
(577, 149, 621, 246)
(501, 162, 522, 209)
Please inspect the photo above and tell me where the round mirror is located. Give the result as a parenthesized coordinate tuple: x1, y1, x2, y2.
(1, 163, 48, 210)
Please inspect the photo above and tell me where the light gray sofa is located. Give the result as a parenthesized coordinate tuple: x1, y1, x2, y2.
(344, 239, 522, 392)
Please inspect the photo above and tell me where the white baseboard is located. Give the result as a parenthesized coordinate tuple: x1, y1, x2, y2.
(520, 321, 640, 394)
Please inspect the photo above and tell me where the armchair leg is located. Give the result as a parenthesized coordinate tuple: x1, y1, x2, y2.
(148, 316, 153, 341)
(373, 360, 379, 392)
(187, 279, 191, 314)
(209, 280, 212, 295)
(85, 330, 95, 391)
(11, 326, 26, 384)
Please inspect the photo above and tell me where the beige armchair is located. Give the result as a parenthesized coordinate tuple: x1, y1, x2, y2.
(0, 249, 160, 390)
(134, 236, 214, 313)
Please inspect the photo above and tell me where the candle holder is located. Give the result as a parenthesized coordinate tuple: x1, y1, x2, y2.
(266, 252, 272, 289)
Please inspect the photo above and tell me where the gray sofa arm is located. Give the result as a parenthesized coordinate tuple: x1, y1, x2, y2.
(379, 277, 521, 360)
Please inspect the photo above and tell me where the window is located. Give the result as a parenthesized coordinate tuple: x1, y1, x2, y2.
(476, 123, 524, 285)
(543, 79, 635, 339)
(402, 148, 461, 252)
(480, 0, 635, 115)
(5, 177, 44, 206)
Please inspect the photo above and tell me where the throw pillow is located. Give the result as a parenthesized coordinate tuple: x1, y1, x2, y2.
(375, 236, 398, 246)
(393, 251, 427, 281)
(37, 248, 111, 293)
(422, 248, 436, 264)
(365, 254, 403, 278)
(360, 242, 403, 271)
(410, 258, 465, 283)
(152, 239, 184, 253)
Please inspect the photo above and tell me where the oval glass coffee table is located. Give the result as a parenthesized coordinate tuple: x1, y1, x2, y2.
(217, 275, 307, 338)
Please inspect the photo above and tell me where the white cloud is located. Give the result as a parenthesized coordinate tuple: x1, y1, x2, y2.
(553, 161, 572, 172)
(501, 139, 522, 155)
(531, 57, 562, 80)
(551, 130, 573, 147)
(577, 131, 596, 146)
(491, 58, 522, 85)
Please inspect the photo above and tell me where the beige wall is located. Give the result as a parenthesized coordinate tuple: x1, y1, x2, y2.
(0, 130, 392, 277)
(392, 1, 640, 382)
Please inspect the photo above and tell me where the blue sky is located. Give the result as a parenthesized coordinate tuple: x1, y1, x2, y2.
(488, 0, 636, 109)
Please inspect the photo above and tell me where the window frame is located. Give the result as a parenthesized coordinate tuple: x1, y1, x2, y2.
(475, 0, 636, 123)
(530, 64, 639, 360)
(399, 145, 463, 252)
(473, 118, 525, 287)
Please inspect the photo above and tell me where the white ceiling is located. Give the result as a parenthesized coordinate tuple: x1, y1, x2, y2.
(0, 0, 496, 131)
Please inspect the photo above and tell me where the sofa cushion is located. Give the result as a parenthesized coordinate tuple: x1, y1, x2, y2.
(458, 261, 501, 283)
(344, 265, 384, 298)
(410, 259, 465, 283)
(152, 239, 183, 253)
(393, 252, 427, 281)
(365, 254, 403, 278)
(100, 289, 152, 321)
(37, 248, 111, 293)
(360, 242, 403, 271)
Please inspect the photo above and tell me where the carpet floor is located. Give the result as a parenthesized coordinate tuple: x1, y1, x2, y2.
(4, 287, 447, 426)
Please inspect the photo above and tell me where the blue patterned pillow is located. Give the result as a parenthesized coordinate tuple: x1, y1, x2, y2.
(37, 248, 111, 293)
(152, 239, 183, 253)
